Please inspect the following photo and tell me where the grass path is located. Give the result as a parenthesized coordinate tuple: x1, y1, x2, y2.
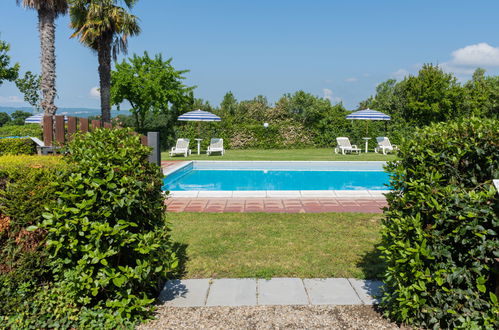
(169, 212, 384, 279)
(162, 148, 397, 161)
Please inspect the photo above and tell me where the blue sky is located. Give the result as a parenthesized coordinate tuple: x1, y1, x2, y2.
(1, 0, 499, 110)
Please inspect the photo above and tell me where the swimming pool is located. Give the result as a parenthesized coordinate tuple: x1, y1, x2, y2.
(163, 161, 390, 192)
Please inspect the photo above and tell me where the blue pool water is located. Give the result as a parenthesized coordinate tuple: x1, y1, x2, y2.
(163, 165, 389, 191)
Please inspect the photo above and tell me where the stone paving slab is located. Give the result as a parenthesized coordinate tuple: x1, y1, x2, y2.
(348, 278, 383, 305)
(206, 278, 257, 307)
(159, 278, 380, 307)
(159, 279, 210, 307)
(257, 278, 309, 306)
(303, 278, 362, 305)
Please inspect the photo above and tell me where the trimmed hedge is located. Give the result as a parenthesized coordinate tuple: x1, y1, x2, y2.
(380, 117, 499, 328)
(0, 124, 42, 139)
(0, 156, 66, 319)
(0, 138, 36, 155)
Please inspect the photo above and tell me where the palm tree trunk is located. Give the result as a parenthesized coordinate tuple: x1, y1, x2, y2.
(98, 37, 112, 123)
(38, 9, 57, 115)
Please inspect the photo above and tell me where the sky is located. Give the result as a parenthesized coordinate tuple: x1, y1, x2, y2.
(2, 0, 499, 110)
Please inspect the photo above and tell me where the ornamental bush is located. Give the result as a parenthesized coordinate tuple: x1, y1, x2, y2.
(380, 117, 499, 328)
(0, 138, 36, 155)
(41, 128, 177, 323)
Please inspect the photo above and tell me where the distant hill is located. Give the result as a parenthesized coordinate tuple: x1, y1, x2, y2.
(0, 106, 131, 118)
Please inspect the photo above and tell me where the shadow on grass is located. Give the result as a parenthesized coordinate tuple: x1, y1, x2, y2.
(357, 243, 386, 280)
(170, 242, 189, 279)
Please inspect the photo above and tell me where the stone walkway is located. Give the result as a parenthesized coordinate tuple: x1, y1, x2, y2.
(165, 198, 387, 213)
(159, 278, 382, 307)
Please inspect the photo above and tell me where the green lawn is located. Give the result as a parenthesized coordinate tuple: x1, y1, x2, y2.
(169, 212, 384, 279)
(162, 148, 398, 161)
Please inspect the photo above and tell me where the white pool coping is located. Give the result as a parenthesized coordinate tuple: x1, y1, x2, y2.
(168, 190, 389, 198)
(163, 161, 391, 199)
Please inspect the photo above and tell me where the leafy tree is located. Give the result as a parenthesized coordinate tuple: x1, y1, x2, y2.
(396, 64, 464, 126)
(15, 71, 41, 112)
(10, 110, 31, 125)
(0, 39, 19, 86)
(16, 0, 68, 115)
(220, 91, 238, 115)
(0, 112, 11, 127)
(462, 68, 499, 118)
(190, 97, 213, 112)
(70, 0, 140, 123)
(111, 52, 194, 131)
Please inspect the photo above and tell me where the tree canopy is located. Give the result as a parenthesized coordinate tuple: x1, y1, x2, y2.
(111, 52, 194, 130)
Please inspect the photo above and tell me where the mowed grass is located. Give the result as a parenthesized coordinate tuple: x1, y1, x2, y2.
(162, 148, 397, 161)
(169, 212, 384, 279)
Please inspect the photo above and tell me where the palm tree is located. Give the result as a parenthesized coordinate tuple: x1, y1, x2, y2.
(69, 0, 140, 122)
(16, 0, 68, 116)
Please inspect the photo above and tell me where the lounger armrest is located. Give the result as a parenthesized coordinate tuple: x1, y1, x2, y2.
(351, 145, 358, 149)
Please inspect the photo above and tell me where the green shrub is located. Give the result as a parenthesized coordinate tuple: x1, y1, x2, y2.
(380, 117, 499, 328)
(0, 124, 42, 138)
(0, 156, 65, 317)
(41, 128, 177, 323)
(0, 138, 36, 155)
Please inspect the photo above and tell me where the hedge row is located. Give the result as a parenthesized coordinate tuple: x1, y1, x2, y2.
(380, 117, 499, 328)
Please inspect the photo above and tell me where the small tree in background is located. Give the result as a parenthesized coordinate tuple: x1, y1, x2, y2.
(111, 51, 194, 131)
(0, 39, 19, 86)
(15, 71, 41, 113)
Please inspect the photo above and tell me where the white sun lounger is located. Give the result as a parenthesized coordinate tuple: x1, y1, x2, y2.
(374, 137, 398, 155)
(207, 138, 224, 156)
(30, 137, 59, 155)
(169, 138, 191, 157)
(334, 137, 361, 155)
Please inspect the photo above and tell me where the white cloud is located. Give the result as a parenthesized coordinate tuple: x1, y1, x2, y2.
(0, 95, 23, 104)
(322, 88, 342, 103)
(450, 42, 499, 67)
(391, 69, 409, 80)
(344, 77, 358, 83)
(89, 86, 100, 99)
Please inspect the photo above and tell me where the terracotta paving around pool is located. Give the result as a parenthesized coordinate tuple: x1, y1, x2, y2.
(165, 198, 387, 213)
(161, 161, 388, 213)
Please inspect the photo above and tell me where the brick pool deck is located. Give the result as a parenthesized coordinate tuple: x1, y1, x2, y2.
(162, 161, 388, 214)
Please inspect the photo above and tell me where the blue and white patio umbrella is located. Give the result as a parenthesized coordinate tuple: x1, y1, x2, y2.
(178, 109, 221, 122)
(24, 113, 44, 124)
(346, 108, 391, 121)
(346, 108, 390, 135)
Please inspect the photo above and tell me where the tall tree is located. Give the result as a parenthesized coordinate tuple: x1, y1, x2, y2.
(16, 0, 67, 115)
(0, 39, 19, 86)
(69, 0, 140, 122)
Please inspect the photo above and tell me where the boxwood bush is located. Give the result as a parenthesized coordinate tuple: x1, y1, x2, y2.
(380, 117, 499, 328)
(0, 138, 36, 155)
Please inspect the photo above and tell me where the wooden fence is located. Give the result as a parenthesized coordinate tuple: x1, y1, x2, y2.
(42, 115, 148, 147)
